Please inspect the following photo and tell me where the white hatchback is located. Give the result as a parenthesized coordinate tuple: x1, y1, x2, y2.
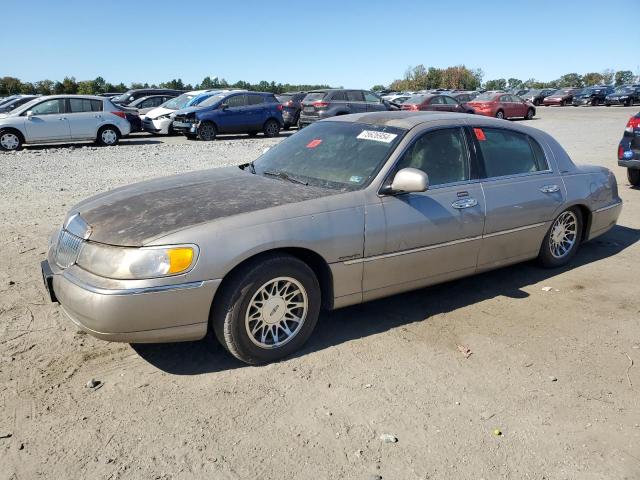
(0, 95, 131, 151)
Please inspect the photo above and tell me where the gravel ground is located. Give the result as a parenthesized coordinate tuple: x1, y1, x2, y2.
(1, 108, 639, 479)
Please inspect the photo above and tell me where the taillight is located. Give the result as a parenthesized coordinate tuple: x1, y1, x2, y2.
(312, 102, 329, 108)
(625, 116, 640, 133)
(111, 111, 127, 119)
(276, 104, 283, 111)
(285, 101, 293, 107)
(618, 144, 624, 160)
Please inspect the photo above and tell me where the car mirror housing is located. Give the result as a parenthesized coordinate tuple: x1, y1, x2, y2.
(220, 103, 229, 110)
(26, 110, 34, 119)
(385, 168, 429, 194)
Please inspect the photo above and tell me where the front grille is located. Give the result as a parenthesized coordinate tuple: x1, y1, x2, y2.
(53, 230, 83, 269)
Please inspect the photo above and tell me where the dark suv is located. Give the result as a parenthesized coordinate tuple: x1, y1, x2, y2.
(172, 91, 284, 140)
(572, 86, 614, 106)
(110, 88, 184, 105)
(298, 89, 392, 127)
(276, 92, 306, 130)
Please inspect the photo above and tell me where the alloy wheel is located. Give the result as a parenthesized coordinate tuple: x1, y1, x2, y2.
(549, 211, 578, 259)
(244, 276, 308, 349)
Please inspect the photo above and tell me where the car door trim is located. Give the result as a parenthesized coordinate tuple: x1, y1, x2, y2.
(344, 221, 547, 265)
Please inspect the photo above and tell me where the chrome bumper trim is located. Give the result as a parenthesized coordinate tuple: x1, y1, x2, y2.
(594, 201, 622, 214)
(62, 272, 205, 296)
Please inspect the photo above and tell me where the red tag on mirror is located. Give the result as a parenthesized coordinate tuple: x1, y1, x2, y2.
(306, 139, 322, 148)
(473, 128, 486, 141)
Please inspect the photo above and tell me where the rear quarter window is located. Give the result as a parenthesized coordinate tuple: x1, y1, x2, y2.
(330, 91, 348, 101)
(475, 128, 548, 178)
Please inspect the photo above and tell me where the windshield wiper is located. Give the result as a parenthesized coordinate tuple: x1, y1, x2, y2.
(262, 170, 308, 186)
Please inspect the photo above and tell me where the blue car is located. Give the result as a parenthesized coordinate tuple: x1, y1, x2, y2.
(172, 91, 284, 140)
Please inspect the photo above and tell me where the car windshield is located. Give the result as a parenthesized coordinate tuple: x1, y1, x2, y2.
(550, 89, 568, 96)
(404, 95, 428, 104)
(13, 97, 43, 113)
(473, 93, 498, 101)
(110, 92, 133, 102)
(252, 121, 405, 191)
(276, 95, 293, 103)
(614, 87, 633, 94)
(187, 93, 218, 107)
(198, 94, 228, 107)
(303, 92, 327, 102)
(525, 89, 540, 95)
(162, 93, 196, 110)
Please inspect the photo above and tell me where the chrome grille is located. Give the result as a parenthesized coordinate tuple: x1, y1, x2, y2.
(53, 230, 83, 269)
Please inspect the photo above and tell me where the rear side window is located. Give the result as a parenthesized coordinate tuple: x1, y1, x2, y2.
(330, 91, 347, 101)
(475, 128, 548, 178)
(224, 95, 246, 108)
(347, 91, 365, 102)
(70, 98, 103, 112)
(394, 128, 470, 187)
(247, 94, 264, 105)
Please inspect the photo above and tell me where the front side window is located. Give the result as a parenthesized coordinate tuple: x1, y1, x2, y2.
(394, 128, 470, 187)
(443, 96, 458, 105)
(430, 96, 445, 105)
(253, 121, 405, 190)
(30, 99, 65, 115)
(474, 128, 548, 178)
(364, 91, 381, 103)
(224, 95, 247, 108)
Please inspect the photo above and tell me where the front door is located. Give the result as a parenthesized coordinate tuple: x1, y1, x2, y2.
(23, 99, 70, 142)
(362, 127, 485, 297)
(216, 94, 248, 133)
(346, 90, 367, 113)
(470, 126, 566, 268)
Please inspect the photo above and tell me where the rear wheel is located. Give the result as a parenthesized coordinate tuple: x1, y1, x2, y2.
(628, 168, 640, 186)
(495, 110, 505, 119)
(96, 126, 120, 146)
(211, 254, 321, 365)
(263, 119, 280, 138)
(197, 122, 217, 141)
(525, 108, 535, 120)
(625, 98, 633, 107)
(560, 100, 567, 106)
(0, 129, 23, 151)
(538, 208, 582, 268)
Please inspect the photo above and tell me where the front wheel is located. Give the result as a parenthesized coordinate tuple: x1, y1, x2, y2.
(0, 129, 23, 151)
(628, 168, 640, 186)
(263, 119, 280, 138)
(211, 254, 321, 365)
(537, 208, 582, 268)
(525, 108, 535, 120)
(197, 122, 217, 141)
(625, 99, 633, 107)
(96, 126, 120, 146)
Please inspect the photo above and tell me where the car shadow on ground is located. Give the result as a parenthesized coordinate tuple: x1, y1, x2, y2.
(22, 139, 163, 150)
(132, 224, 640, 375)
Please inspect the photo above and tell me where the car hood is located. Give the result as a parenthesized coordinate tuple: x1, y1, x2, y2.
(145, 106, 176, 119)
(68, 166, 336, 246)
(174, 105, 210, 116)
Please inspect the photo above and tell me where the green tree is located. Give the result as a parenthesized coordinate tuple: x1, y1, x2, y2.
(484, 78, 507, 90)
(159, 78, 184, 90)
(557, 73, 582, 88)
(35, 79, 54, 95)
(0, 76, 23, 95)
(582, 72, 604, 86)
(507, 78, 523, 90)
(20, 82, 36, 94)
(200, 76, 215, 89)
(60, 76, 78, 94)
(601, 69, 615, 85)
(371, 84, 385, 92)
(76, 80, 96, 94)
(614, 70, 634, 86)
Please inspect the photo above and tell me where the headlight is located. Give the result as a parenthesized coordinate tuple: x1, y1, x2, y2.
(76, 243, 198, 280)
(157, 114, 171, 120)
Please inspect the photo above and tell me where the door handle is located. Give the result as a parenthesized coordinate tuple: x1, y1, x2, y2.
(59, 117, 67, 120)
(452, 198, 478, 209)
(540, 184, 560, 193)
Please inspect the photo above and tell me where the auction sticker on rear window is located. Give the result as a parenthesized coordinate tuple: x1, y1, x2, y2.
(357, 130, 398, 143)
(473, 128, 486, 141)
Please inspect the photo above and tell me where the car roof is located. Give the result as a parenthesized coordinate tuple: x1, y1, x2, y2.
(25, 94, 107, 101)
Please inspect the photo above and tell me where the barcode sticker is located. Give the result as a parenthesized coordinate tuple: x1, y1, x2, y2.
(357, 130, 398, 143)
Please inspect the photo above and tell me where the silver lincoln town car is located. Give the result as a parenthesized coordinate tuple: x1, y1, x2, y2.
(42, 112, 622, 364)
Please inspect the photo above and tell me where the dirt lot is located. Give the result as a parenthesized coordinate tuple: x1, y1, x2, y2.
(1, 107, 639, 480)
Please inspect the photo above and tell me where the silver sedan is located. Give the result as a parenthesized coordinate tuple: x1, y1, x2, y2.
(42, 112, 622, 364)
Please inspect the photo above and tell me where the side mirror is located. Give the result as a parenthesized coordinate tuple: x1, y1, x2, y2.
(385, 168, 429, 194)
(26, 110, 34, 119)
(220, 103, 229, 110)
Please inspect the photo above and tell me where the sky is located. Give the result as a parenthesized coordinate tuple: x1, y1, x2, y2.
(2, 0, 639, 88)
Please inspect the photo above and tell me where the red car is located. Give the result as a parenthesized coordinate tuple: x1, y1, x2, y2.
(466, 92, 536, 120)
(542, 88, 581, 106)
(400, 94, 473, 113)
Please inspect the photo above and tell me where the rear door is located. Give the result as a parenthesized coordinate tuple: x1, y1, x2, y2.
(346, 90, 367, 113)
(67, 98, 102, 139)
(246, 93, 267, 130)
(471, 126, 565, 268)
(23, 98, 70, 141)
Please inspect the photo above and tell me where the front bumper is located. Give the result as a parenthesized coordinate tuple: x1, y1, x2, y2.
(572, 98, 594, 106)
(41, 259, 220, 343)
(172, 121, 198, 134)
(605, 98, 628, 105)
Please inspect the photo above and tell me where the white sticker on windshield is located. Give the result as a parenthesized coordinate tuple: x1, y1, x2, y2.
(356, 130, 397, 143)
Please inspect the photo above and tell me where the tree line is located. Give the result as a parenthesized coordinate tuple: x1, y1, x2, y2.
(0, 76, 331, 96)
(377, 65, 637, 92)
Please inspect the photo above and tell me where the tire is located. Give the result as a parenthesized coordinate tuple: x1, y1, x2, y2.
(495, 110, 505, 119)
(197, 122, 217, 141)
(184, 133, 197, 140)
(248, 131, 259, 137)
(533, 99, 540, 106)
(537, 208, 583, 268)
(605, 103, 611, 107)
(282, 123, 291, 131)
(560, 100, 567, 107)
(628, 168, 640, 186)
(625, 99, 633, 107)
(591, 99, 597, 106)
(263, 119, 280, 138)
(525, 108, 535, 120)
(212, 254, 321, 365)
(0, 129, 23, 151)
(96, 126, 120, 146)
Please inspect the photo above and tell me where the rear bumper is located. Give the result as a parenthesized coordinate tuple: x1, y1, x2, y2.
(42, 260, 220, 343)
(298, 114, 321, 126)
(543, 100, 563, 106)
(618, 159, 640, 169)
(587, 201, 623, 241)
